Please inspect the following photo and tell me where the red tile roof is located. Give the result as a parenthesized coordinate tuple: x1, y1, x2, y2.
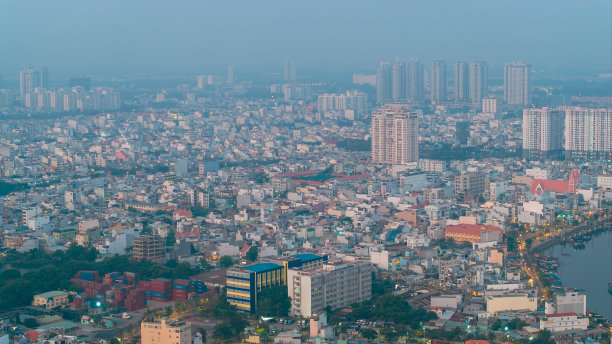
(548, 312, 577, 318)
(445, 224, 503, 235)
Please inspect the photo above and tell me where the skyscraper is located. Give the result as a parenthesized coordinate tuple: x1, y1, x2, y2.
(564, 107, 611, 160)
(227, 65, 234, 84)
(283, 61, 296, 82)
(431, 61, 446, 104)
(504, 62, 532, 106)
(522, 107, 564, 160)
(371, 107, 419, 164)
(376, 61, 392, 104)
(468, 61, 488, 105)
(391, 58, 406, 102)
(406, 58, 424, 103)
(20, 67, 41, 99)
(454, 62, 469, 101)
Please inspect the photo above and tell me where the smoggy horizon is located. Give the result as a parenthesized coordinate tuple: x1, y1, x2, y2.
(1, 0, 611, 78)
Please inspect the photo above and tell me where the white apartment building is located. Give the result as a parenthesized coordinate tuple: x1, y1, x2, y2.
(317, 91, 367, 115)
(371, 108, 419, 164)
(540, 313, 588, 333)
(564, 107, 611, 160)
(287, 260, 372, 318)
(545, 290, 586, 315)
(522, 107, 564, 159)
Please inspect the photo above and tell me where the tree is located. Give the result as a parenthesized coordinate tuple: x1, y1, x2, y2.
(213, 322, 234, 341)
(381, 328, 400, 343)
(255, 285, 291, 317)
(245, 246, 258, 262)
(360, 328, 378, 340)
(508, 317, 526, 330)
(491, 318, 502, 331)
(533, 330, 553, 344)
(217, 256, 235, 268)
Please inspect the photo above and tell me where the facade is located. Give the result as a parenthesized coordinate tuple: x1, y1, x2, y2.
(141, 319, 191, 344)
(482, 97, 499, 117)
(504, 62, 532, 106)
(287, 260, 372, 318)
(371, 108, 419, 164)
(406, 58, 424, 102)
(317, 91, 367, 115)
(444, 224, 503, 243)
(564, 107, 611, 160)
(132, 235, 165, 261)
(468, 61, 488, 105)
(486, 294, 537, 314)
(376, 61, 392, 104)
(454, 62, 469, 101)
(431, 61, 447, 104)
(392, 58, 407, 102)
(545, 290, 587, 315)
(522, 107, 564, 159)
(540, 313, 588, 333)
(454, 172, 485, 202)
(32, 291, 69, 309)
(226, 254, 325, 313)
(20, 66, 48, 99)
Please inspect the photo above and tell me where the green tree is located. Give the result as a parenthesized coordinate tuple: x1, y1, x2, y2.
(245, 246, 258, 262)
(24, 318, 39, 328)
(508, 317, 526, 330)
(255, 285, 291, 317)
(217, 256, 235, 268)
(491, 318, 502, 331)
(381, 328, 400, 343)
(360, 328, 377, 340)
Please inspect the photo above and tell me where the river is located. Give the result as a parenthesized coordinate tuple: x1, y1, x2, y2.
(543, 230, 612, 320)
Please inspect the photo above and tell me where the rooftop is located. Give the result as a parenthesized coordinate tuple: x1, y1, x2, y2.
(245, 263, 283, 273)
(34, 291, 69, 299)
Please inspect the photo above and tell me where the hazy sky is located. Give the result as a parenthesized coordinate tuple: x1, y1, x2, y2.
(1, 0, 611, 78)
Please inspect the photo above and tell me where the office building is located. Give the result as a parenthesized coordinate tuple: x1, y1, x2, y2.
(376, 61, 392, 103)
(406, 58, 424, 102)
(522, 107, 564, 160)
(284, 61, 296, 82)
(132, 235, 165, 261)
(504, 62, 532, 105)
(431, 61, 446, 104)
(287, 259, 372, 318)
(141, 319, 191, 344)
(455, 172, 485, 202)
(371, 108, 419, 164)
(468, 61, 488, 105)
(391, 58, 406, 102)
(454, 62, 469, 101)
(226, 254, 325, 313)
(564, 107, 611, 160)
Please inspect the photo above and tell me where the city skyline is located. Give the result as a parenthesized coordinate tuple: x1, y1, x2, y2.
(0, 1, 610, 76)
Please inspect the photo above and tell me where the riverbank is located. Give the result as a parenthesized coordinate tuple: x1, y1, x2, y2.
(543, 230, 612, 321)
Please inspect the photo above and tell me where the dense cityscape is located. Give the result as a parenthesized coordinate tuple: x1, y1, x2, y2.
(1, 2, 611, 344)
